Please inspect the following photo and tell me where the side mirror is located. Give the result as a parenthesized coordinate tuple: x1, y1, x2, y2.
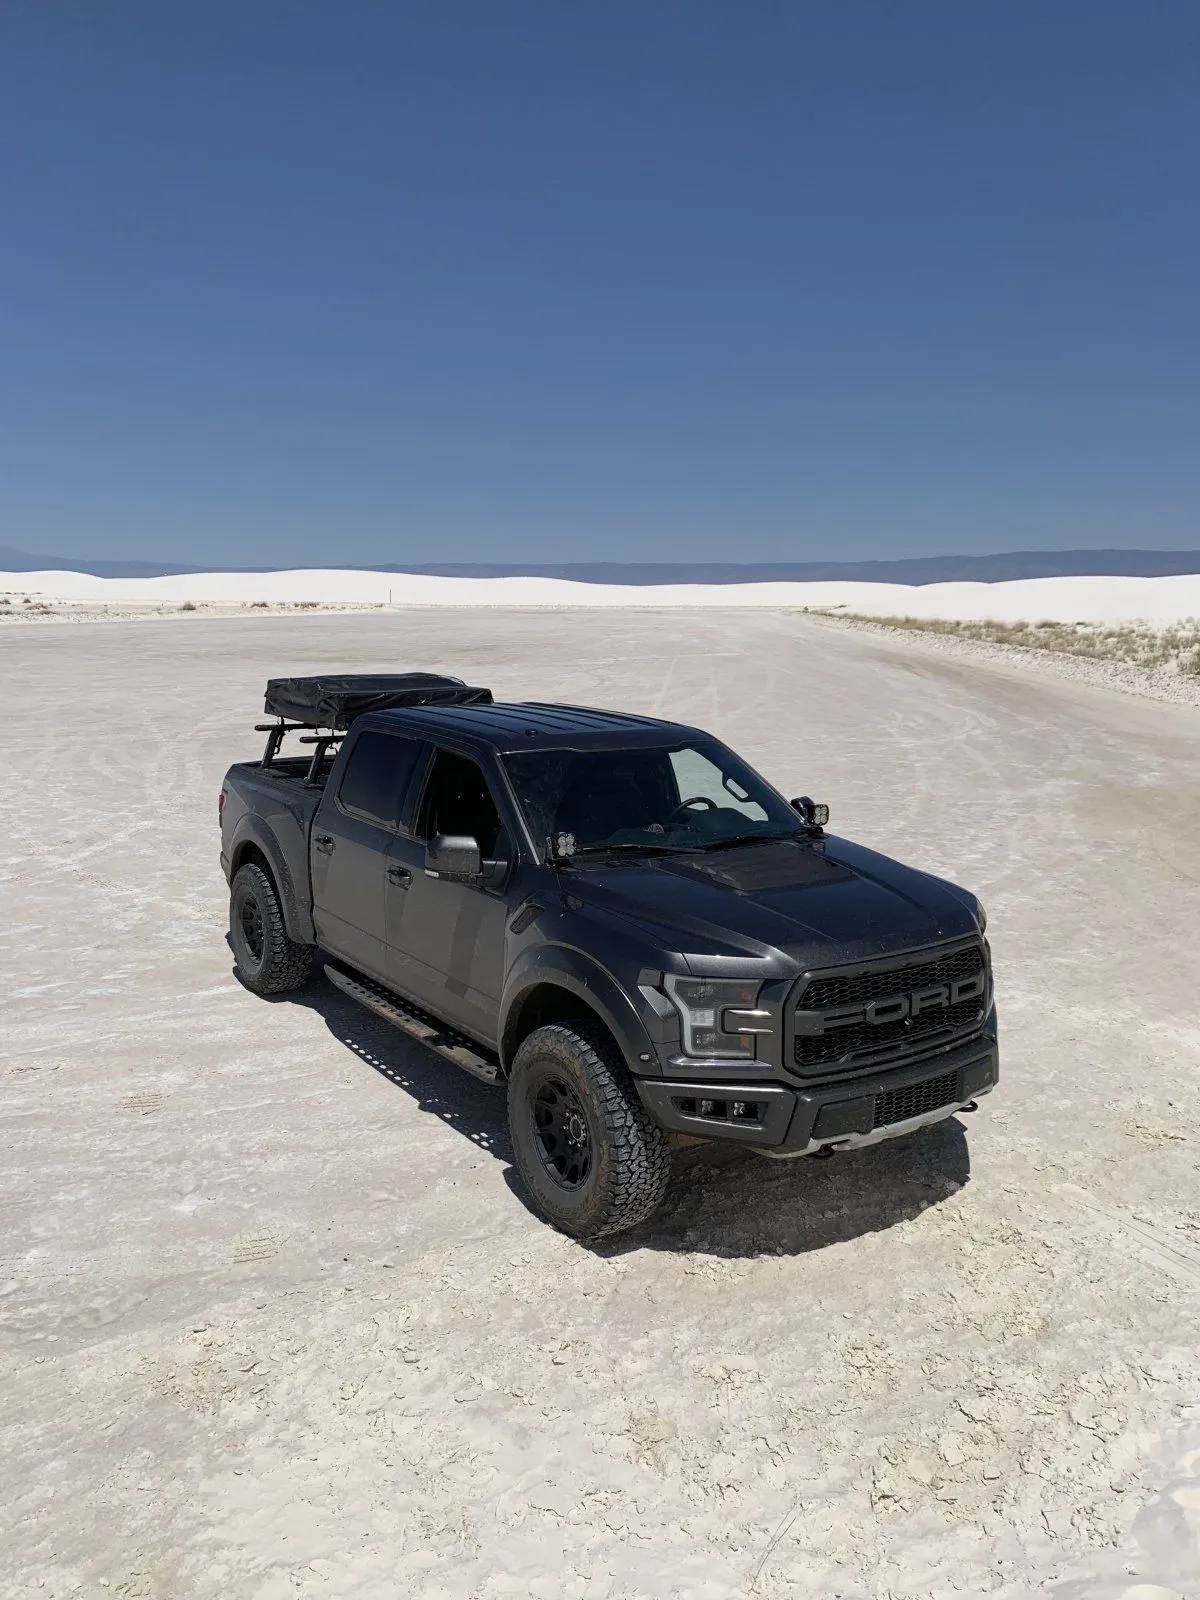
(425, 833, 482, 883)
(790, 796, 830, 829)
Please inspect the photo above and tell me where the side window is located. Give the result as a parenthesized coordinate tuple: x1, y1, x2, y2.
(416, 749, 502, 857)
(337, 732, 423, 829)
(669, 746, 768, 821)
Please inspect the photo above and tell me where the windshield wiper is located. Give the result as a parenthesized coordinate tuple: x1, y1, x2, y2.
(697, 829, 806, 853)
(562, 840, 687, 861)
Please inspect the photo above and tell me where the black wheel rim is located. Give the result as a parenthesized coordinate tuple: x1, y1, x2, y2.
(239, 893, 265, 963)
(530, 1074, 592, 1189)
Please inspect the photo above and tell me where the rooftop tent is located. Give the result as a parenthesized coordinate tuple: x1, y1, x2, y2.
(264, 673, 493, 730)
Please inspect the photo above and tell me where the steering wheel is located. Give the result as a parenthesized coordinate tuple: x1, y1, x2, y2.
(666, 795, 718, 826)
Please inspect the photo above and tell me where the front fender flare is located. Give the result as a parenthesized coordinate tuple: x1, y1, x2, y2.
(500, 944, 661, 1077)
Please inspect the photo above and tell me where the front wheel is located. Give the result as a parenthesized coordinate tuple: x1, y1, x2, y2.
(229, 862, 314, 995)
(507, 1022, 672, 1240)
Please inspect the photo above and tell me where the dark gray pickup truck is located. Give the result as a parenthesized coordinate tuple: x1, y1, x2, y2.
(220, 673, 997, 1238)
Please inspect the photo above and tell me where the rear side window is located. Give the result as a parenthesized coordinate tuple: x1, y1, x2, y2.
(337, 732, 423, 828)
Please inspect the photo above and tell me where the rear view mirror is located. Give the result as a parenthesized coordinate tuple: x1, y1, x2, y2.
(425, 833, 482, 882)
(790, 796, 830, 828)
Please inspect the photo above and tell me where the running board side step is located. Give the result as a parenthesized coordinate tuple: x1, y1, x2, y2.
(324, 963, 501, 1085)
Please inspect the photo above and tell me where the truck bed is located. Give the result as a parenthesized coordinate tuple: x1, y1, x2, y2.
(220, 758, 328, 938)
(232, 755, 335, 789)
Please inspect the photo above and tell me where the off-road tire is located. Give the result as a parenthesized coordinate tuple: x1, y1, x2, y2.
(229, 862, 314, 996)
(508, 1021, 672, 1240)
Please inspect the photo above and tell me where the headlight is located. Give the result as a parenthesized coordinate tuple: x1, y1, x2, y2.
(975, 898, 987, 934)
(663, 975, 768, 1059)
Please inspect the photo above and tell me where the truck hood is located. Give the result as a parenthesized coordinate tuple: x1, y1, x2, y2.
(560, 835, 980, 968)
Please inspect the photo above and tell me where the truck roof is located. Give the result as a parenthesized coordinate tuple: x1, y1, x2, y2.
(364, 700, 703, 753)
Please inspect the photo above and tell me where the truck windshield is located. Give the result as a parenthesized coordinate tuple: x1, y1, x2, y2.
(502, 741, 800, 858)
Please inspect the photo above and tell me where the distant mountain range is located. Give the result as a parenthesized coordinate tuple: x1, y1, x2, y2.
(2, 545, 1198, 585)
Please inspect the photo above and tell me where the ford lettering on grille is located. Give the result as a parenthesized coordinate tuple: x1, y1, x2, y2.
(796, 971, 986, 1035)
(792, 942, 990, 1072)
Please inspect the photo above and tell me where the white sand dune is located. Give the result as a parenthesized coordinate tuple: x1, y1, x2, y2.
(4, 566, 1200, 624)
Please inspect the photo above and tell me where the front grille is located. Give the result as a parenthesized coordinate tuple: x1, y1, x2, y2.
(793, 942, 987, 1072)
(872, 1069, 960, 1129)
(802, 944, 984, 1010)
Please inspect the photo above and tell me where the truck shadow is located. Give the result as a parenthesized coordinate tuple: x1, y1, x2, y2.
(270, 969, 972, 1260)
(601, 1119, 970, 1260)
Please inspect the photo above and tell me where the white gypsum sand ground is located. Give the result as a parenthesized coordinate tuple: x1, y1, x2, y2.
(2, 607, 1199, 1600)
(3, 565, 1200, 625)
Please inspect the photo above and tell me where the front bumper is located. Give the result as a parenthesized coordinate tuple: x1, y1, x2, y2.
(635, 1024, 998, 1155)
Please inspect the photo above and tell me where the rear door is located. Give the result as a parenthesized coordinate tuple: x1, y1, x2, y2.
(310, 728, 425, 981)
(384, 746, 512, 1038)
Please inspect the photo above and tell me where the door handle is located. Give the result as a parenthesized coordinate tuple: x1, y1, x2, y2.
(387, 864, 412, 887)
(314, 833, 336, 855)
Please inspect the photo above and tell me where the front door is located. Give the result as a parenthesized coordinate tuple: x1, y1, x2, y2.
(385, 747, 511, 1039)
(311, 728, 425, 981)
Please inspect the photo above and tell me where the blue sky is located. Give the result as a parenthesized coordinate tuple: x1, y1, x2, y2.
(1, 1, 1197, 565)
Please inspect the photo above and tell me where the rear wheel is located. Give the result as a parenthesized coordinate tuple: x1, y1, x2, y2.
(229, 862, 313, 995)
(508, 1021, 671, 1240)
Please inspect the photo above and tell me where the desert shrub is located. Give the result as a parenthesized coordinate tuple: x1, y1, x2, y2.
(824, 612, 1200, 676)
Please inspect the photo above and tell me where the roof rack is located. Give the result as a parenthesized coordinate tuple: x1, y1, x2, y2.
(263, 673, 493, 731)
(256, 674, 493, 778)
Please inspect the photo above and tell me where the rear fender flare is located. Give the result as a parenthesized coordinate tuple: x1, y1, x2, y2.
(228, 817, 314, 945)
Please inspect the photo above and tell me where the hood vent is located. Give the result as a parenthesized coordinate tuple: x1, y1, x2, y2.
(680, 841, 855, 895)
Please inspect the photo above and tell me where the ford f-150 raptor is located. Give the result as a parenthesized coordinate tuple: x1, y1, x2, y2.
(219, 673, 997, 1239)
